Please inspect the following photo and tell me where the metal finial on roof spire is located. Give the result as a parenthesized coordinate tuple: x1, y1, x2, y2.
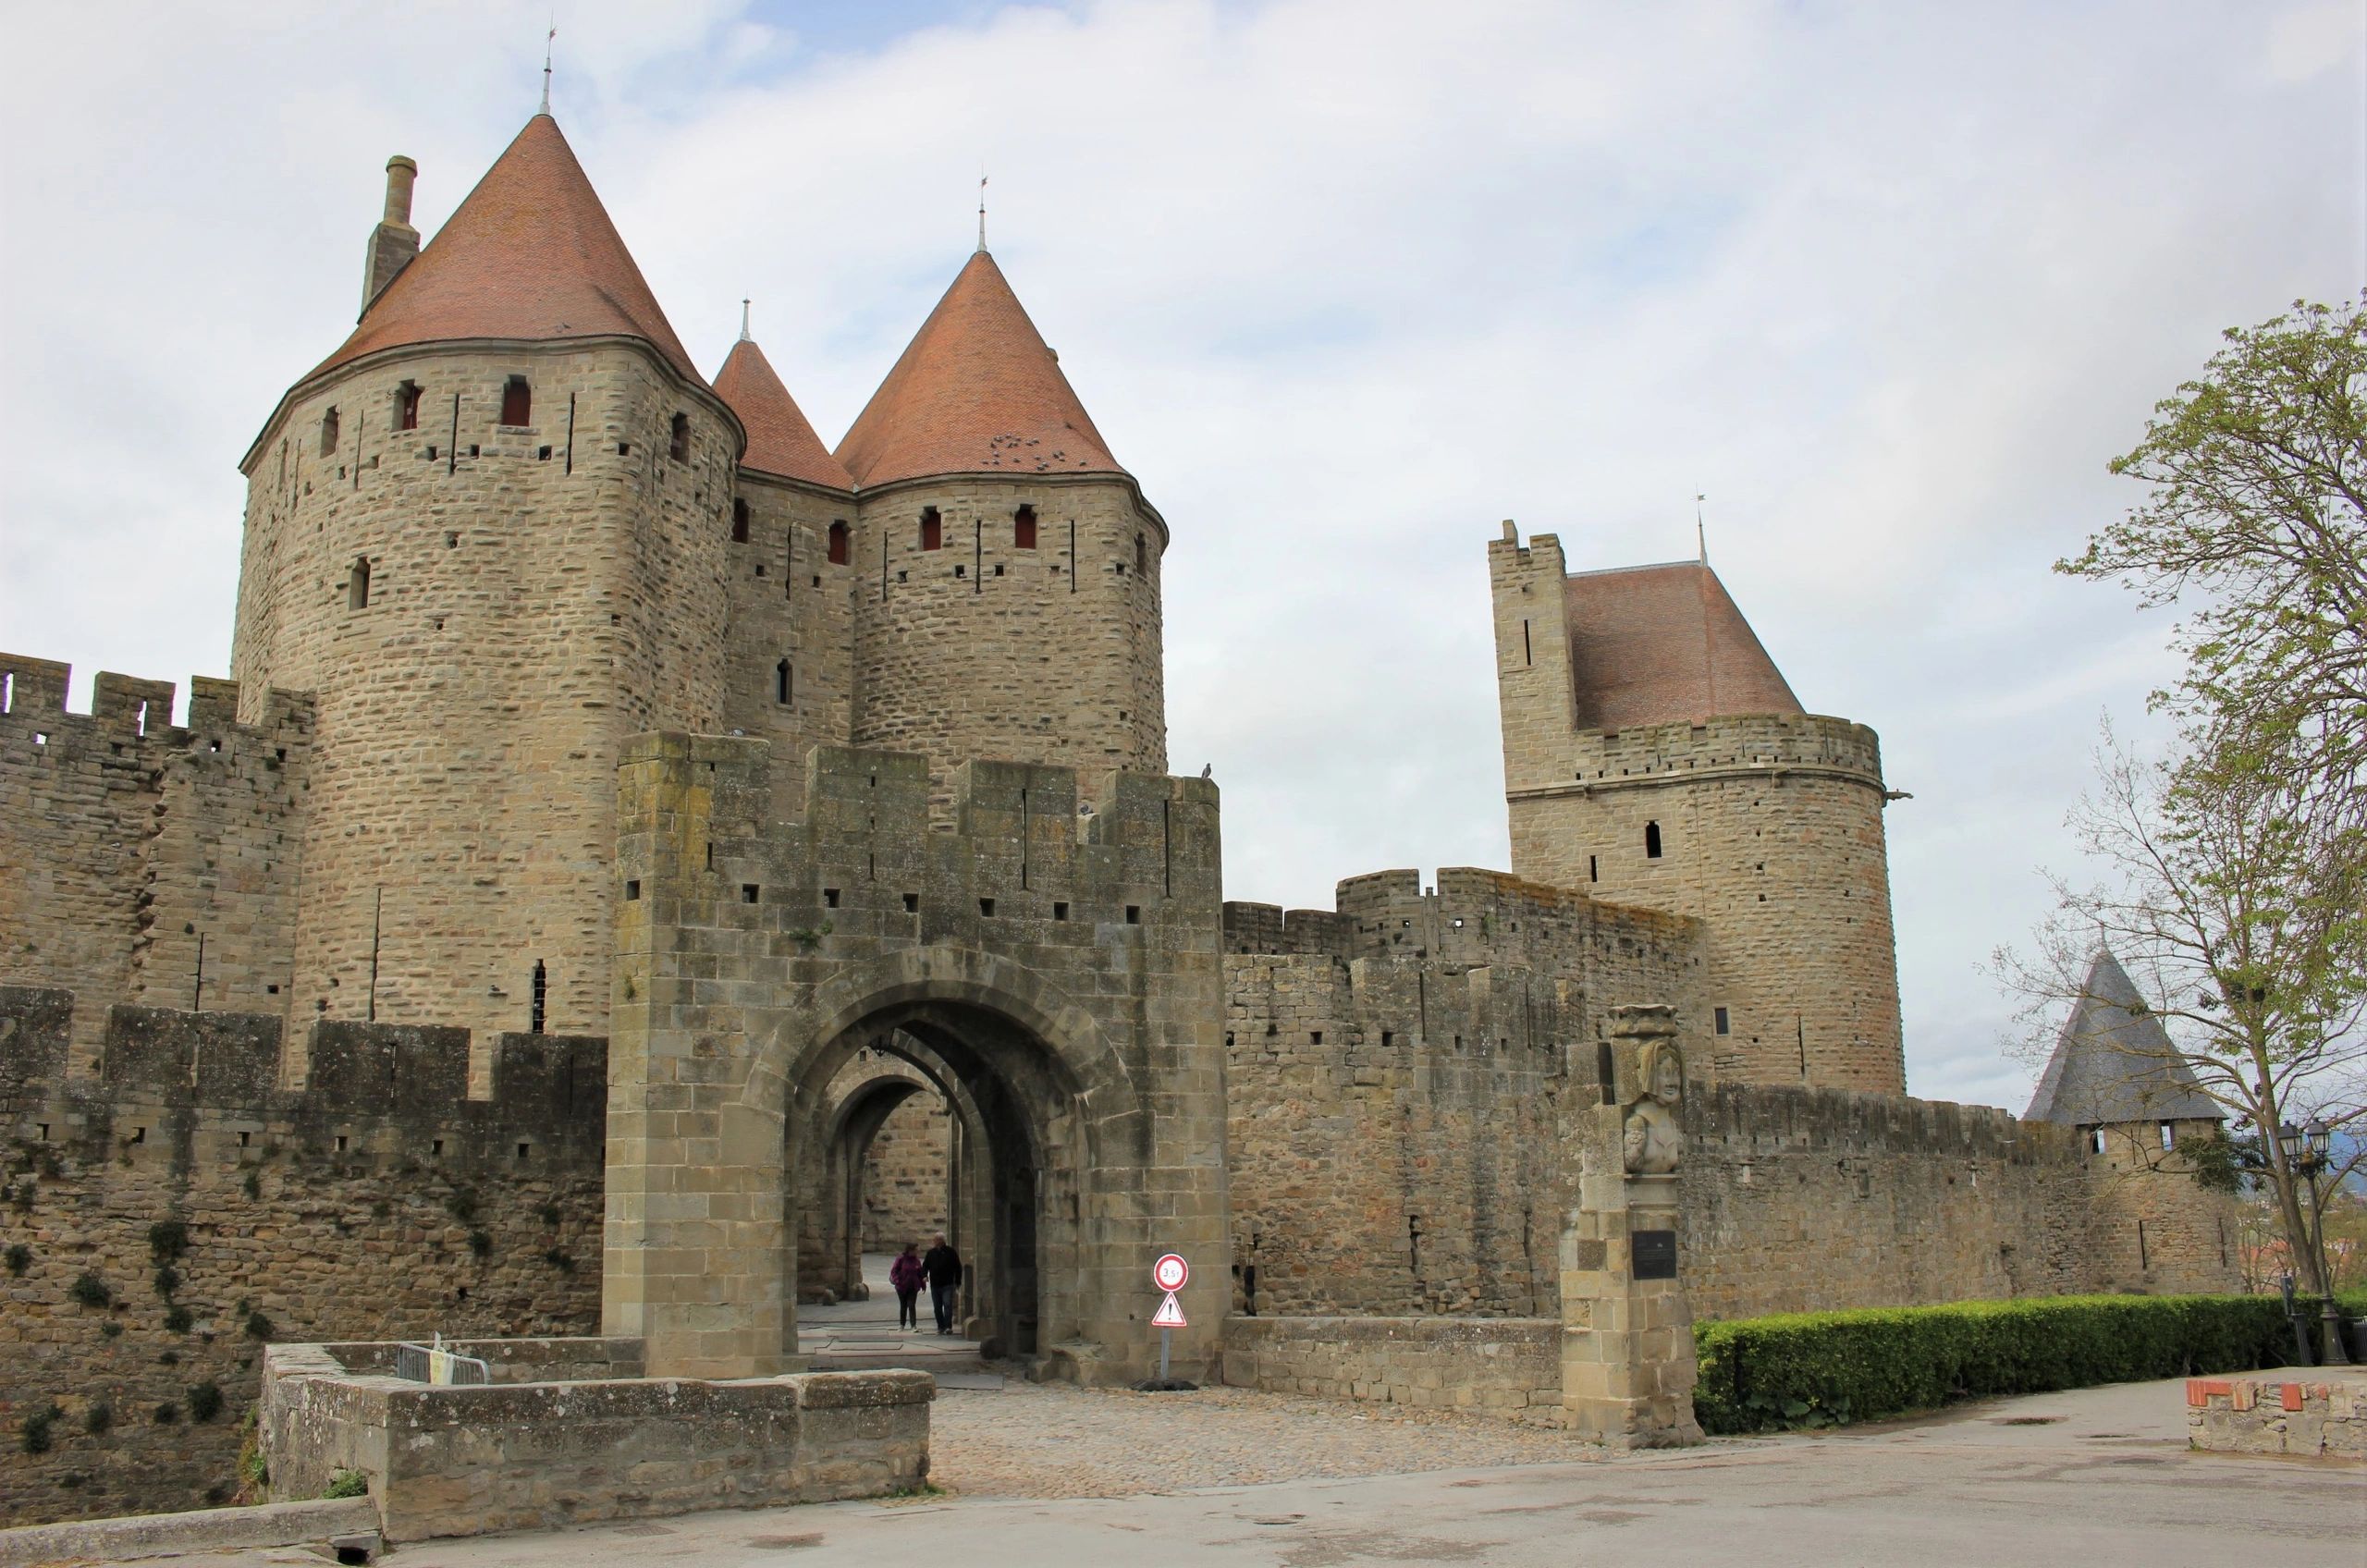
(541, 16, 557, 114)
(740, 299, 752, 342)
(978, 169, 988, 251)
(1696, 493, 1708, 564)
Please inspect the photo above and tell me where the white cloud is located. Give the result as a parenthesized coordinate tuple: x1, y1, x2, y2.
(0, 0, 2357, 1109)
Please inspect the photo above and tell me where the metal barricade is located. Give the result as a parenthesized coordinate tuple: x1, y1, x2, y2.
(394, 1337, 491, 1385)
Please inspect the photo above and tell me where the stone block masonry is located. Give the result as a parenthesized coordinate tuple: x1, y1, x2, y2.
(2187, 1375, 2364, 1459)
(0, 986, 605, 1529)
(1221, 1317, 1564, 1426)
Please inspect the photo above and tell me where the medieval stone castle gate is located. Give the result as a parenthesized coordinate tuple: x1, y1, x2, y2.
(0, 107, 2238, 1521)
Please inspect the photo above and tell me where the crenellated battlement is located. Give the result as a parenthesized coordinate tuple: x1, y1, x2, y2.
(1224, 864, 1699, 973)
(0, 654, 313, 742)
(1557, 710, 1883, 791)
(0, 985, 605, 1158)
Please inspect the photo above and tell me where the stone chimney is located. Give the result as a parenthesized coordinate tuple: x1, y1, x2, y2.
(359, 155, 420, 317)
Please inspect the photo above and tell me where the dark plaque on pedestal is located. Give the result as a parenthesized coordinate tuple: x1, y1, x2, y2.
(1631, 1229, 1678, 1280)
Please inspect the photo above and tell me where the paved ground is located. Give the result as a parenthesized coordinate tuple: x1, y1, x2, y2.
(192, 1375, 2361, 1567)
(795, 1252, 984, 1372)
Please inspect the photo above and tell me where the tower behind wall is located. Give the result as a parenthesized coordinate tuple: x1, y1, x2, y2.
(229, 116, 739, 1068)
(835, 251, 1168, 787)
(1488, 523, 1904, 1093)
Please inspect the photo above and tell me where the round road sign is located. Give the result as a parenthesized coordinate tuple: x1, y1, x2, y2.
(1152, 1253, 1189, 1292)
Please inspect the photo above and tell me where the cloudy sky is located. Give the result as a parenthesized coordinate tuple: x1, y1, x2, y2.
(1, 1, 2359, 1109)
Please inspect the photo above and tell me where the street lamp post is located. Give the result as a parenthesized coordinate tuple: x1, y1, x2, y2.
(2277, 1120, 2350, 1366)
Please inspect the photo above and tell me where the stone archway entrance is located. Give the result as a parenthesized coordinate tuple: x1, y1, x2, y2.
(599, 738, 1229, 1384)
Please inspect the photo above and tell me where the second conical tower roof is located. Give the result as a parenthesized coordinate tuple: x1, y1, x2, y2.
(835, 250, 1123, 488)
(306, 113, 701, 386)
(714, 336, 852, 490)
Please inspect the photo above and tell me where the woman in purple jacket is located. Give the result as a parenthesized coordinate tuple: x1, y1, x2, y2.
(889, 1242, 926, 1330)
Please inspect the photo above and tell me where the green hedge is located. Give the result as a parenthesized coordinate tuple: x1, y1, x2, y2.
(1693, 1293, 2338, 1434)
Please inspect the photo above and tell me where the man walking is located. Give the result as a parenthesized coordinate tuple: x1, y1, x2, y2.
(922, 1233, 963, 1335)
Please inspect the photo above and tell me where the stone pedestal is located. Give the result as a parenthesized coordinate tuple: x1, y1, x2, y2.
(1559, 1006, 1703, 1448)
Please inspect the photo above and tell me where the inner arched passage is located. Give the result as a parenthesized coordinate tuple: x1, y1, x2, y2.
(783, 998, 1093, 1362)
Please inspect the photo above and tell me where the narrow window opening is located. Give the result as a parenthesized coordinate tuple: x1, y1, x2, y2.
(319, 406, 340, 456)
(823, 888, 840, 908)
(1522, 619, 1531, 665)
(1310, 1031, 1322, 1045)
(1381, 1032, 1393, 1047)
(347, 557, 372, 610)
(668, 411, 690, 460)
(518, 1142, 533, 1161)
(624, 879, 641, 900)
(618, 442, 631, 456)
(1135, 533, 1147, 573)
(1644, 821, 1662, 859)
(979, 898, 996, 917)
(1014, 504, 1037, 548)
(530, 959, 547, 1034)
(499, 377, 532, 427)
(131, 1126, 146, 1145)
(1713, 1007, 1731, 1035)
(335, 1135, 348, 1153)
(1588, 854, 1598, 883)
(828, 521, 849, 565)
(2158, 1121, 2175, 1150)
(2088, 1127, 2106, 1156)
(919, 507, 942, 551)
(430, 1137, 442, 1158)
(742, 884, 760, 904)
(1052, 900, 1069, 921)
(902, 892, 920, 913)
(236, 1130, 247, 1146)
(776, 658, 792, 705)
(537, 445, 552, 460)
(1124, 905, 1141, 925)
(395, 382, 421, 431)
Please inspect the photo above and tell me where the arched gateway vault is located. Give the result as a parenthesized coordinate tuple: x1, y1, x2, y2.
(601, 735, 1228, 1382)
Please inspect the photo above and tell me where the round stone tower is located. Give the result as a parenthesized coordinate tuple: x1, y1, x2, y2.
(1488, 525, 1905, 1094)
(230, 114, 740, 1066)
(833, 250, 1168, 784)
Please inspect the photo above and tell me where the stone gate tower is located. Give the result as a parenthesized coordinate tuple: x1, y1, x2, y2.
(836, 251, 1169, 786)
(229, 113, 741, 1060)
(1488, 523, 1905, 1092)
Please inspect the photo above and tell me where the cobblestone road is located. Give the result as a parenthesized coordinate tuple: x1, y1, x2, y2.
(927, 1381, 1597, 1498)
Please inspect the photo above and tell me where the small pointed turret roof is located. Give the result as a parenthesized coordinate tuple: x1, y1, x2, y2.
(2024, 949, 2224, 1124)
(1564, 561, 1800, 731)
(306, 114, 701, 386)
(713, 336, 852, 491)
(835, 250, 1123, 489)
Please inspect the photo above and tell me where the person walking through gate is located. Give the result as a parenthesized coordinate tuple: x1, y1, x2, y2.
(922, 1233, 963, 1335)
(889, 1241, 925, 1331)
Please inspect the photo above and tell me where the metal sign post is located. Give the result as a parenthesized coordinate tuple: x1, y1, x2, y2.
(1151, 1253, 1189, 1381)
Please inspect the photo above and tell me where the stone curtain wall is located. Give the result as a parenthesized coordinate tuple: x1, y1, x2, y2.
(849, 475, 1168, 796)
(229, 342, 740, 1065)
(0, 986, 606, 1528)
(1221, 1317, 1564, 1426)
(1486, 526, 1905, 1096)
(2082, 1117, 2244, 1295)
(0, 658, 313, 1073)
(861, 1091, 950, 1253)
(1220, 869, 1703, 1317)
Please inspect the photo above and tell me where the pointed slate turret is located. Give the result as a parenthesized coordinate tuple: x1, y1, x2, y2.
(2025, 949, 2223, 1124)
(713, 337, 852, 491)
(306, 113, 702, 386)
(835, 250, 1122, 488)
(1564, 561, 1801, 730)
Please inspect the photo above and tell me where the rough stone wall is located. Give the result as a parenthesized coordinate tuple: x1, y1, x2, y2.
(848, 476, 1167, 795)
(0, 659, 313, 1073)
(1220, 1317, 1564, 1426)
(1489, 527, 1905, 1094)
(229, 341, 739, 1068)
(0, 986, 606, 1528)
(718, 470, 857, 822)
(860, 1089, 950, 1253)
(2080, 1116, 2242, 1295)
(606, 735, 1228, 1382)
(1220, 870, 1704, 1318)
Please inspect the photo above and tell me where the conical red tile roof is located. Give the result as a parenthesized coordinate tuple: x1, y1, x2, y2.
(306, 114, 701, 386)
(713, 337, 852, 490)
(1564, 562, 1800, 730)
(835, 250, 1123, 488)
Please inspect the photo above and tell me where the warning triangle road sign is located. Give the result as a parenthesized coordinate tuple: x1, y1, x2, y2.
(1151, 1291, 1187, 1329)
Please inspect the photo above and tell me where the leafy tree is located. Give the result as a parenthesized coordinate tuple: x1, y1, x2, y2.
(1998, 726, 2364, 1295)
(2058, 294, 2366, 821)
